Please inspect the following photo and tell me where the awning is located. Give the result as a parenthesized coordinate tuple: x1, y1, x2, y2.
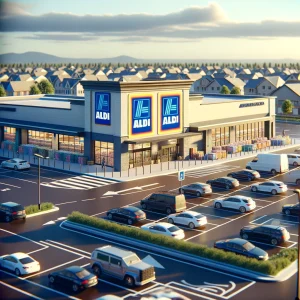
(124, 131, 203, 145)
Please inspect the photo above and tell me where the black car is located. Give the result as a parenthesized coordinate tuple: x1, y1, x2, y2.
(214, 238, 268, 260)
(107, 206, 146, 225)
(0, 202, 26, 222)
(282, 204, 300, 216)
(227, 169, 260, 181)
(48, 266, 97, 292)
(240, 225, 290, 246)
(206, 177, 239, 190)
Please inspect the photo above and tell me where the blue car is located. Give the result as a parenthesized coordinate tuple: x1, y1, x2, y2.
(214, 238, 268, 260)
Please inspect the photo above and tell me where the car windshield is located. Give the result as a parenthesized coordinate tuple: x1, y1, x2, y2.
(19, 161, 27, 163)
(19, 257, 34, 264)
(168, 226, 180, 232)
(243, 242, 255, 251)
(242, 199, 251, 203)
(123, 254, 140, 265)
(76, 269, 90, 279)
(195, 214, 204, 219)
(11, 205, 24, 212)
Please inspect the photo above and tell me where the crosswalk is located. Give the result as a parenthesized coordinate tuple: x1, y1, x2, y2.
(184, 165, 240, 178)
(41, 175, 117, 190)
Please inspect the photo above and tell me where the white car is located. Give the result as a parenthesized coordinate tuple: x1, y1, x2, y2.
(214, 195, 256, 213)
(167, 211, 207, 229)
(251, 181, 288, 195)
(287, 154, 300, 166)
(141, 222, 185, 240)
(0, 252, 40, 275)
(1, 158, 30, 170)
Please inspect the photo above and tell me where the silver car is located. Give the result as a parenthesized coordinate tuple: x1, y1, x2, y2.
(179, 182, 212, 197)
(1, 158, 30, 170)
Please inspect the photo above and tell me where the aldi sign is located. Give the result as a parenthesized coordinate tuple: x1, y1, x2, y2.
(161, 95, 180, 131)
(95, 92, 111, 125)
(131, 96, 152, 135)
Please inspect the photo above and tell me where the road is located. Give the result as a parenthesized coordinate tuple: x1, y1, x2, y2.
(1, 131, 300, 299)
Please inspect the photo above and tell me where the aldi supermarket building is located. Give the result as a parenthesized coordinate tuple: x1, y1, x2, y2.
(0, 80, 276, 171)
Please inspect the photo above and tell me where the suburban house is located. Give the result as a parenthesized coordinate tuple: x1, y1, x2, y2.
(205, 77, 245, 94)
(9, 73, 34, 82)
(0, 74, 9, 82)
(256, 76, 285, 96)
(5, 81, 34, 96)
(55, 78, 84, 95)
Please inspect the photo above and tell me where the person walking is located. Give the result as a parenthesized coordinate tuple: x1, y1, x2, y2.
(101, 157, 105, 169)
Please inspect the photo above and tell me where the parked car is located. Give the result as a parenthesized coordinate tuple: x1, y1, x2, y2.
(141, 222, 185, 240)
(250, 181, 288, 195)
(167, 211, 207, 229)
(240, 225, 290, 245)
(295, 148, 300, 154)
(140, 192, 186, 215)
(206, 177, 239, 190)
(282, 203, 300, 216)
(227, 169, 260, 181)
(48, 266, 97, 292)
(90, 245, 155, 287)
(106, 206, 146, 225)
(179, 182, 212, 197)
(1, 158, 30, 170)
(214, 195, 256, 213)
(0, 253, 40, 276)
(284, 169, 300, 186)
(0, 202, 26, 222)
(287, 154, 300, 166)
(214, 238, 268, 260)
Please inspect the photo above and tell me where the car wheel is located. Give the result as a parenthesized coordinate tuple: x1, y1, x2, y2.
(168, 218, 174, 224)
(72, 284, 79, 292)
(127, 219, 133, 225)
(124, 275, 135, 287)
(141, 203, 147, 210)
(49, 276, 55, 284)
(242, 233, 248, 240)
(15, 268, 21, 276)
(5, 215, 11, 222)
(251, 186, 257, 192)
(271, 189, 277, 195)
(271, 169, 276, 175)
(293, 161, 298, 167)
(225, 184, 230, 190)
(271, 238, 278, 246)
(14, 165, 18, 171)
(239, 206, 246, 213)
(179, 188, 183, 194)
(166, 207, 172, 215)
(92, 265, 101, 276)
(107, 213, 113, 220)
(189, 222, 195, 229)
(284, 209, 291, 216)
(196, 191, 202, 197)
(296, 179, 300, 186)
(215, 202, 222, 209)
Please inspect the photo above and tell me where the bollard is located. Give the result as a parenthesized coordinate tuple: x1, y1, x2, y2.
(195, 158, 196, 165)
(96, 167, 98, 176)
(240, 151, 241, 156)
(48, 159, 50, 167)
(182, 159, 183, 168)
(135, 167, 137, 176)
(207, 155, 208, 163)
(120, 169, 122, 178)
(168, 161, 170, 170)
(104, 166, 106, 177)
(150, 163, 151, 173)
(63, 161, 65, 169)
(189, 159, 190, 167)
(178, 161, 179, 170)
(143, 166, 144, 175)
(112, 169, 113, 177)
(161, 162, 162, 171)
(69, 161, 71, 170)
(201, 156, 202, 164)
(175, 160, 176, 169)
(128, 168, 130, 177)
(80, 164, 82, 173)
(87, 165, 89, 173)
(54, 159, 55, 167)
(231, 153, 232, 158)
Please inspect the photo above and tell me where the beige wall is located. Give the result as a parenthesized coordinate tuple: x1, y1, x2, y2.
(257, 81, 276, 96)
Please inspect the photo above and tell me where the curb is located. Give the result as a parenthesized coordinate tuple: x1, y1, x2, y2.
(26, 206, 59, 218)
(61, 220, 297, 282)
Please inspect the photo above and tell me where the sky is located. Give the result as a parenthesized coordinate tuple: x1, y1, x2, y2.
(0, 0, 300, 60)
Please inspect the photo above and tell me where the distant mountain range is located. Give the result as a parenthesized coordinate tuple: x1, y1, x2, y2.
(0, 51, 299, 64)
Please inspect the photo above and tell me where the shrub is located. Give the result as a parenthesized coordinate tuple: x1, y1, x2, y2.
(25, 202, 54, 215)
(67, 211, 297, 276)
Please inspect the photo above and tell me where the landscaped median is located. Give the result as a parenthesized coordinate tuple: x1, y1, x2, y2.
(25, 202, 59, 218)
(67, 211, 297, 277)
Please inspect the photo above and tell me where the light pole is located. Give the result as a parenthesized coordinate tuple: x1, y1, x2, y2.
(34, 154, 49, 210)
(293, 189, 300, 300)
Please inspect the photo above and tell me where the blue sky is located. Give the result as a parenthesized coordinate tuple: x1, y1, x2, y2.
(1, 0, 300, 59)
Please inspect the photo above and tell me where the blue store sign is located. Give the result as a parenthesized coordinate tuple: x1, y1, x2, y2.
(131, 97, 152, 135)
(95, 92, 111, 125)
(161, 95, 180, 131)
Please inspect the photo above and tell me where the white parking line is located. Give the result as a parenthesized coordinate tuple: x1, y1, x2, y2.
(55, 201, 78, 206)
(81, 198, 96, 202)
(251, 215, 267, 223)
(0, 173, 36, 184)
(246, 240, 288, 249)
(0, 181, 21, 188)
(121, 185, 166, 195)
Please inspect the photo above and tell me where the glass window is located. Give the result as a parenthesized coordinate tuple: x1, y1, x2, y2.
(96, 253, 109, 262)
(4, 126, 16, 142)
(128, 143, 152, 167)
(95, 141, 114, 167)
(59, 135, 84, 153)
(110, 257, 121, 266)
(28, 130, 53, 148)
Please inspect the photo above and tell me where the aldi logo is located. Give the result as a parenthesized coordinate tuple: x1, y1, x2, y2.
(161, 95, 180, 131)
(95, 92, 111, 125)
(131, 97, 152, 135)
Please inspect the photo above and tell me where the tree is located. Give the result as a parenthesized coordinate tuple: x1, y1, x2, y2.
(0, 85, 6, 97)
(220, 85, 230, 94)
(29, 84, 41, 95)
(37, 80, 54, 94)
(230, 86, 241, 95)
(282, 99, 293, 115)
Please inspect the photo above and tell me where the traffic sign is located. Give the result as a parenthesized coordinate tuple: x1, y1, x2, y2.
(178, 170, 185, 181)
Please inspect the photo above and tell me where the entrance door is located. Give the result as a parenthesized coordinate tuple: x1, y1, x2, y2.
(161, 145, 178, 162)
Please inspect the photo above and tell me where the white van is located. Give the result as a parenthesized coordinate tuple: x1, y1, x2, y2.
(284, 170, 300, 186)
(246, 153, 289, 175)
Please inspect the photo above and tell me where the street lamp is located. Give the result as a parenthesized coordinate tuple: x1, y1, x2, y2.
(34, 154, 49, 210)
(293, 189, 300, 300)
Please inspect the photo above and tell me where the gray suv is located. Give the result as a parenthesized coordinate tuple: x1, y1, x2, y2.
(90, 245, 155, 287)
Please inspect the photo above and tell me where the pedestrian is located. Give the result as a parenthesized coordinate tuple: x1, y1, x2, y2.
(101, 157, 105, 169)
(282, 129, 285, 137)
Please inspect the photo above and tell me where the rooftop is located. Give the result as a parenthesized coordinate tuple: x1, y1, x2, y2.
(197, 93, 268, 104)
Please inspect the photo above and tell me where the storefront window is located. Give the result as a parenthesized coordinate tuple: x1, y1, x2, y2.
(59, 135, 84, 153)
(95, 141, 114, 167)
(4, 127, 16, 141)
(28, 130, 53, 148)
(128, 143, 152, 167)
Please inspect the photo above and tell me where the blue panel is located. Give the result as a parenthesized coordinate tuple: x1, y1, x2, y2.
(95, 92, 111, 125)
(161, 95, 180, 131)
(131, 97, 152, 135)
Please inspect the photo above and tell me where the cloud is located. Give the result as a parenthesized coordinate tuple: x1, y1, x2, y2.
(1, 1, 31, 16)
(20, 33, 99, 41)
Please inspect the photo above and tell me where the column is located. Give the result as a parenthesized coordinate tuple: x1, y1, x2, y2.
(84, 132, 94, 162)
(114, 137, 129, 171)
(0, 126, 4, 144)
(15, 128, 21, 152)
(229, 126, 236, 143)
(52, 133, 59, 150)
(21, 129, 28, 145)
(205, 130, 212, 154)
(264, 121, 271, 139)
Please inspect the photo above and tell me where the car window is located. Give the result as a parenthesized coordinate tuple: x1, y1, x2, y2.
(10, 257, 18, 263)
(227, 242, 234, 248)
(149, 194, 157, 201)
(19, 257, 34, 264)
(253, 227, 264, 233)
(185, 214, 193, 219)
(168, 226, 179, 233)
(110, 257, 122, 266)
(151, 225, 160, 231)
(224, 198, 233, 202)
(232, 244, 243, 251)
(59, 270, 67, 276)
(4, 256, 13, 262)
(65, 271, 76, 279)
(11, 160, 16, 163)
(177, 214, 185, 218)
(157, 226, 166, 232)
(243, 242, 255, 251)
(76, 269, 90, 279)
(96, 252, 109, 262)
(262, 228, 271, 234)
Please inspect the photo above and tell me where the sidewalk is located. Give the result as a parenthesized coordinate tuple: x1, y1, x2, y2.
(1, 140, 299, 182)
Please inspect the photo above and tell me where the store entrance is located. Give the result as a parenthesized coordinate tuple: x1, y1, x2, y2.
(160, 145, 178, 162)
(128, 143, 151, 168)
